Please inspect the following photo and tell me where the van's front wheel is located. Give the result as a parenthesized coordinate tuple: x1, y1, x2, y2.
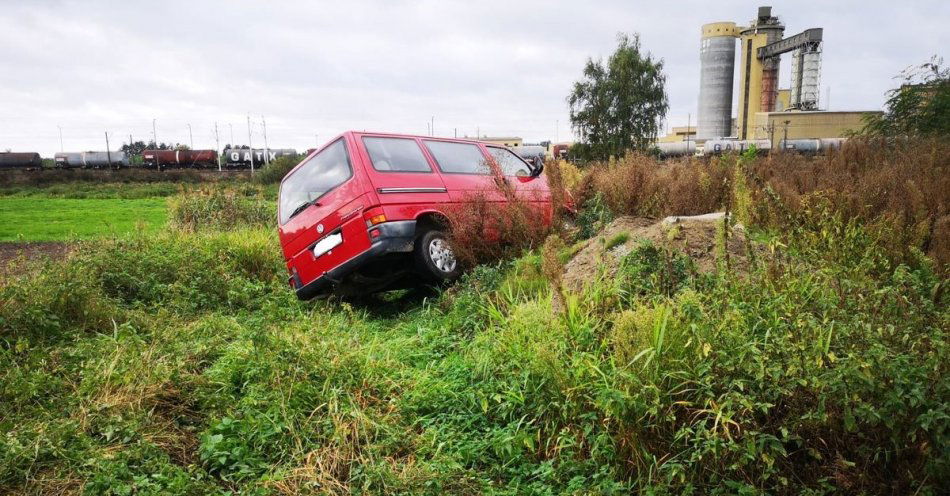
(415, 229, 461, 283)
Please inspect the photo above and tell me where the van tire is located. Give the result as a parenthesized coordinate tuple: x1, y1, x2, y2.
(414, 229, 461, 283)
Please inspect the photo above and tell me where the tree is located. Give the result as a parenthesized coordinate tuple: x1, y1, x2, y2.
(121, 140, 149, 157)
(568, 33, 668, 161)
(861, 56, 950, 138)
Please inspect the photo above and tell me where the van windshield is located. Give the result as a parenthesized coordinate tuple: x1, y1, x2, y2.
(279, 139, 352, 225)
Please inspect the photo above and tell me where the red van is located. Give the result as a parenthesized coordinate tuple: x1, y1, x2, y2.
(277, 131, 552, 299)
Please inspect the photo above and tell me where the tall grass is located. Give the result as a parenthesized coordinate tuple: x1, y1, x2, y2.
(168, 187, 274, 232)
(577, 138, 950, 272)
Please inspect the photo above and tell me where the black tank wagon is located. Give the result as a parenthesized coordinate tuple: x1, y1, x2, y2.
(0, 152, 42, 169)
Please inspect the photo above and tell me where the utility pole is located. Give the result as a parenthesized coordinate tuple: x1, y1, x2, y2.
(783, 120, 791, 151)
(315, 134, 319, 147)
(261, 115, 269, 166)
(187, 123, 193, 149)
(58, 126, 64, 152)
(454, 128, 457, 138)
(430, 116, 434, 136)
(104, 132, 112, 169)
(152, 119, 157, 148)
(246, 113, 254, 174)
(214, 122, 221, 171)
(685, 113, 691, 153)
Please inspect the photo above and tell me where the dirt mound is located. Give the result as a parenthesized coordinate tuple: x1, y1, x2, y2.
(562, 213, 755, 292)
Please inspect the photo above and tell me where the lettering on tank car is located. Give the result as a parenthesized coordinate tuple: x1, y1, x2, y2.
(230, 151, 279, 162)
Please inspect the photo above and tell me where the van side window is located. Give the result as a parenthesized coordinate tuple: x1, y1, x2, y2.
(423, 140, 490, 175)
(279, 139, 352, 225)
(487, 147, 532, 177)
(363, 137, 431, 172)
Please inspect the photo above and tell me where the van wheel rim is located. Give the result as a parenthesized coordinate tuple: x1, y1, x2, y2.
(428, 238, 457, 273)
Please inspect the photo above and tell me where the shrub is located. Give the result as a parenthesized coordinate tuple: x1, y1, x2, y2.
(575, 192, 615, 239)
(168, 187, 274, 232)
(444, 163, 553, 266)
(252, 155, 302, 185)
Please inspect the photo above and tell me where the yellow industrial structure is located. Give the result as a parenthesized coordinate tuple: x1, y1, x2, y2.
(751, 111, 879, 143)
(735, 10, 786, 140)
(658, 126, 697, 143)
(776, 89, 791, 111)
(476, 136, 523, 148)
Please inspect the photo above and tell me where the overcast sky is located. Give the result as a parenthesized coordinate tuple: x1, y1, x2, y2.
(1, 0, 946, 156)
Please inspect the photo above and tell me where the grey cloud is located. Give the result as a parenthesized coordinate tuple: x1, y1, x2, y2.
(1, 0, 946, 155)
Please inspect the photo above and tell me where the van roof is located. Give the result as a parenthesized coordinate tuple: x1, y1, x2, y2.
(344, 130, 504, 146)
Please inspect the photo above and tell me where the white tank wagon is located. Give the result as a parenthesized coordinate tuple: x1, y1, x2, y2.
(778, 138, 847, 153)
(224, 148, 298, 168)
(656, 141, 698, 158)
(702, 139, 772, 155)
(54, 151, 129, 168)
(514, 145, 547, 167)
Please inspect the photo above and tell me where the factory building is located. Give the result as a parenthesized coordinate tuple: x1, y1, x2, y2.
(658, 126, 697, 143)
(476, 136, 523, 148)
(751, 111, 880, 143)
(669, 5, 880, 150)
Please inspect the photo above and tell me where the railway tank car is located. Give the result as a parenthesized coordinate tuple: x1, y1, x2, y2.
(778, 138, 846, 153)
(656, 141, 698, 158)
(224, 148, 297, 168)
(142, 149, 218, 169)
(0, 152, 42, 169)
(702, 139, 772, 155)
(55, 151, 129, 169)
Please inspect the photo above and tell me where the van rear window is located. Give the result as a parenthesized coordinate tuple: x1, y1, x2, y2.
(363, 137, 431, 172)
(423, 140, 490, 175)
(279, 139, 352, 225)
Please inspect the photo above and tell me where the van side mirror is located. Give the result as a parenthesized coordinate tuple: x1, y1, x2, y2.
(529, 158, 544, 177)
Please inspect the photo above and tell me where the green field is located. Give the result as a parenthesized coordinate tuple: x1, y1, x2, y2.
(0, 197, 167, 241)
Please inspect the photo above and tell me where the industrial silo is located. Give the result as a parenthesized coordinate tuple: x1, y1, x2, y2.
(697, 22, 738, 140)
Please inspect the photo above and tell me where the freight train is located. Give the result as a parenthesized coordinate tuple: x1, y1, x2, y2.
(656, 137, 849, 158)
(54, 151, 129, 169)
(0, 152, 42, 169)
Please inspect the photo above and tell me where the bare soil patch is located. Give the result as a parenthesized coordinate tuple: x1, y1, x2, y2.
(0, 242, 73, 278)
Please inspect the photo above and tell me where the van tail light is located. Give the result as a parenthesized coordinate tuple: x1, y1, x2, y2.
(363, 207, 387, 228)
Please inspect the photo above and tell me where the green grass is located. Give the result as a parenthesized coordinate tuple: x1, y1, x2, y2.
(0, 197, 167, 241)
(0, 183, 947, 494)
(603, 231, 629, 249)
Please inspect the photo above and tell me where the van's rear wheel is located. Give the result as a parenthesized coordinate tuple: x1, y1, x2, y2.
(415, 229, 461, 283)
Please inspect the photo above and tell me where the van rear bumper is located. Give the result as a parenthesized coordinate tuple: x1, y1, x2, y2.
(294, 220, 416, 300)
